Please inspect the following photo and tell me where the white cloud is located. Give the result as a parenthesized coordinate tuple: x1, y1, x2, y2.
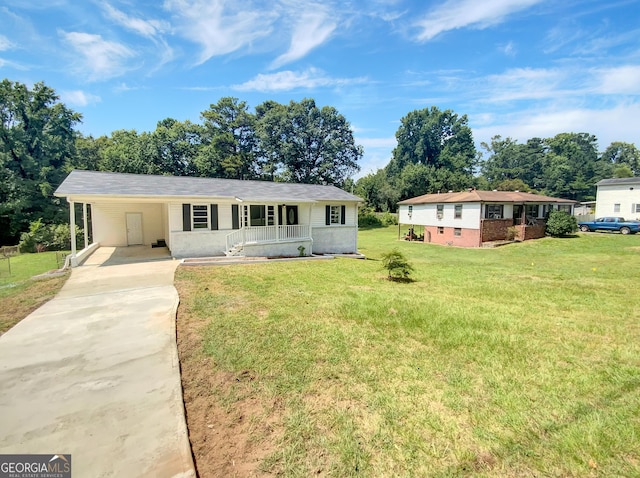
(499, 41, 516, 56)
(593, 65, 640, 95)
(164, 0, 275, 65)
(60, 31, 135, 80)
(233, 68, 368, 92)
(102, 3, 169, 38)
(0, 34, 14, 51)
(415, 0, 543, 41)
(270, 7, 336, 69)
(60, 90, 101, 106)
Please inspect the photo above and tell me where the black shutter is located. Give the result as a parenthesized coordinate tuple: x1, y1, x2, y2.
(182, 204, 191, 231)
(210, 204, 218, 230)
(232, 204, 240, 230)
(341, 205, 346, 224)
(326, 205, 331, 225)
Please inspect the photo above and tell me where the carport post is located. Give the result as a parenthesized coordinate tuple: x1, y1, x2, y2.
(68, 199, 78, 267)
(83, 202, 89, 249)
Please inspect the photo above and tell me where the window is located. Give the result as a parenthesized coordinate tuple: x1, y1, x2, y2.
(454, 204, 463, 219)
(242, 205, 275, 227)
(634, 204, 640, 214)
(485, 204, 504, 219)
(331, 206, 341, 224)
(614, 203, 621, 213)
(408, 205, 413, 218)
(437, 204, 444, 219)
(454, 228, 461, 236)
(526, 204, 539, 218)
(192, 205, 209, 229)
(542, 205, 553, 217)
(558, 205, 572, 213)
(438, 227, 444, 234)
(326, 205, 346, 225)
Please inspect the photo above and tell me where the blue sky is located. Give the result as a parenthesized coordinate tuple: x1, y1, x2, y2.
(1, 0, 639, 177)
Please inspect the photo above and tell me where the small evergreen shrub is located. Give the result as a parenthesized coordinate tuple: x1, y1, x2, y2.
(381, 248, 414, 281)
(545, 210, 578, 237)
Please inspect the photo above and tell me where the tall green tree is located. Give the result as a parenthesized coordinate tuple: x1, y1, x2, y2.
(256, 98, 362, 185)
(601, 141, 640, 176)
(480, 136, 545, 189)
(150, 118, 202, 176)
(197, 97, 257, 179)
(541, 133, 599, 200)
(0, 80, 81, 244)
(387, 106, 476, 198)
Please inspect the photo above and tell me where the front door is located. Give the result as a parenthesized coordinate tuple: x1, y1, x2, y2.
(278, 206, 299, 226)
(126, 212, 143, 245)
(513, 205, 524, 225)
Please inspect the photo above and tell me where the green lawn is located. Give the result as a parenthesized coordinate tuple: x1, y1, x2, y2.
(176, 228, 640, 477)
(0, 251, 68, 334)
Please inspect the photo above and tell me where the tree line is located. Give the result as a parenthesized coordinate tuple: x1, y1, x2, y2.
(1, 78, 638, 245)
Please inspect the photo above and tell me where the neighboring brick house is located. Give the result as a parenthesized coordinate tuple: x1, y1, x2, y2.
(398, 190, 576, 247)
(595, 178, 640, 220)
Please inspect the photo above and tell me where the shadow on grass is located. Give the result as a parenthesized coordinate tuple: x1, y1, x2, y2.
(385, 276, 416, 283)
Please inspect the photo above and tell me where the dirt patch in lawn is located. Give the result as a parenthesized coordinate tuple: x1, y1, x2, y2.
(176, 300, 284, 477)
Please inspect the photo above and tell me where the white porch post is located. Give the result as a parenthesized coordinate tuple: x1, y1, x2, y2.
(82, 202, 89, 249)
(68, 199, 78, 267)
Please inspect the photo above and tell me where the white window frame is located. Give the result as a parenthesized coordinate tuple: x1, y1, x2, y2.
(192, 204, 209, 229)
(454, 204, 463, 219)
(330, 205, 341, 224)
(437, 204, 444, 219)
(614, 203, 621, 213)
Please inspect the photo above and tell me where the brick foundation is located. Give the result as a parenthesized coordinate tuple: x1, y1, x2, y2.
(423, 226, 481, 247)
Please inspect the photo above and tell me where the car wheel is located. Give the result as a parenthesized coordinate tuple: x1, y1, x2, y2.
(620, 226, 631, 235)
(580, 225, 590, 232)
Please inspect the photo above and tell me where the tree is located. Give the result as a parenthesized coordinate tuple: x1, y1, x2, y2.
(150, 118, 202, 176)
(381, 248, 414, 281)
(0, 80, 81, 244)
(197, 97, 257, 179)
(480, 136, 545, 190)
(541, 133, 599, 201)
(354, 169, 399, 212)
(387, 106, 476, 198)
(601, 142, 640, 176)
(256, 98, 362, 186)
(545, 210, 578, 237)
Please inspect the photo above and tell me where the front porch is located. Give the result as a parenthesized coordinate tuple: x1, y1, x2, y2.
(225, 225, 312, 257)
(480, 218, 546, 243)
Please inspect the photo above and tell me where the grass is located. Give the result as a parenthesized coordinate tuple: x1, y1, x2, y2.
(0, 251, 69, 334)
(175, 229, 640, 477)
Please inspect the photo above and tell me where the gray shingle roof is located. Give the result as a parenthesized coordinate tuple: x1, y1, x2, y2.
(398, 190, 576, 205)
(55, 170, 362, 202)
(596, 177, 640, 186)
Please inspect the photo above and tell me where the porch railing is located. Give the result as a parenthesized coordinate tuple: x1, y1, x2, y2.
(225, 225, 310, 251)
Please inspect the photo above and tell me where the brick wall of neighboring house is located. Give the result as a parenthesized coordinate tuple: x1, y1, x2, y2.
(481, 219, 513, 242)
(424, 226, 481, 247)
(519, 223, 546, 240)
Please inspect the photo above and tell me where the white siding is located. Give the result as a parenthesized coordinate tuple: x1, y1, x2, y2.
(596, 184, 640, 220)
(399, 203, 481, 229)
(92, 202, 163, 246)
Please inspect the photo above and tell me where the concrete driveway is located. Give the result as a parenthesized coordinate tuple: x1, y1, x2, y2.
(0, 247, 195, 477)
